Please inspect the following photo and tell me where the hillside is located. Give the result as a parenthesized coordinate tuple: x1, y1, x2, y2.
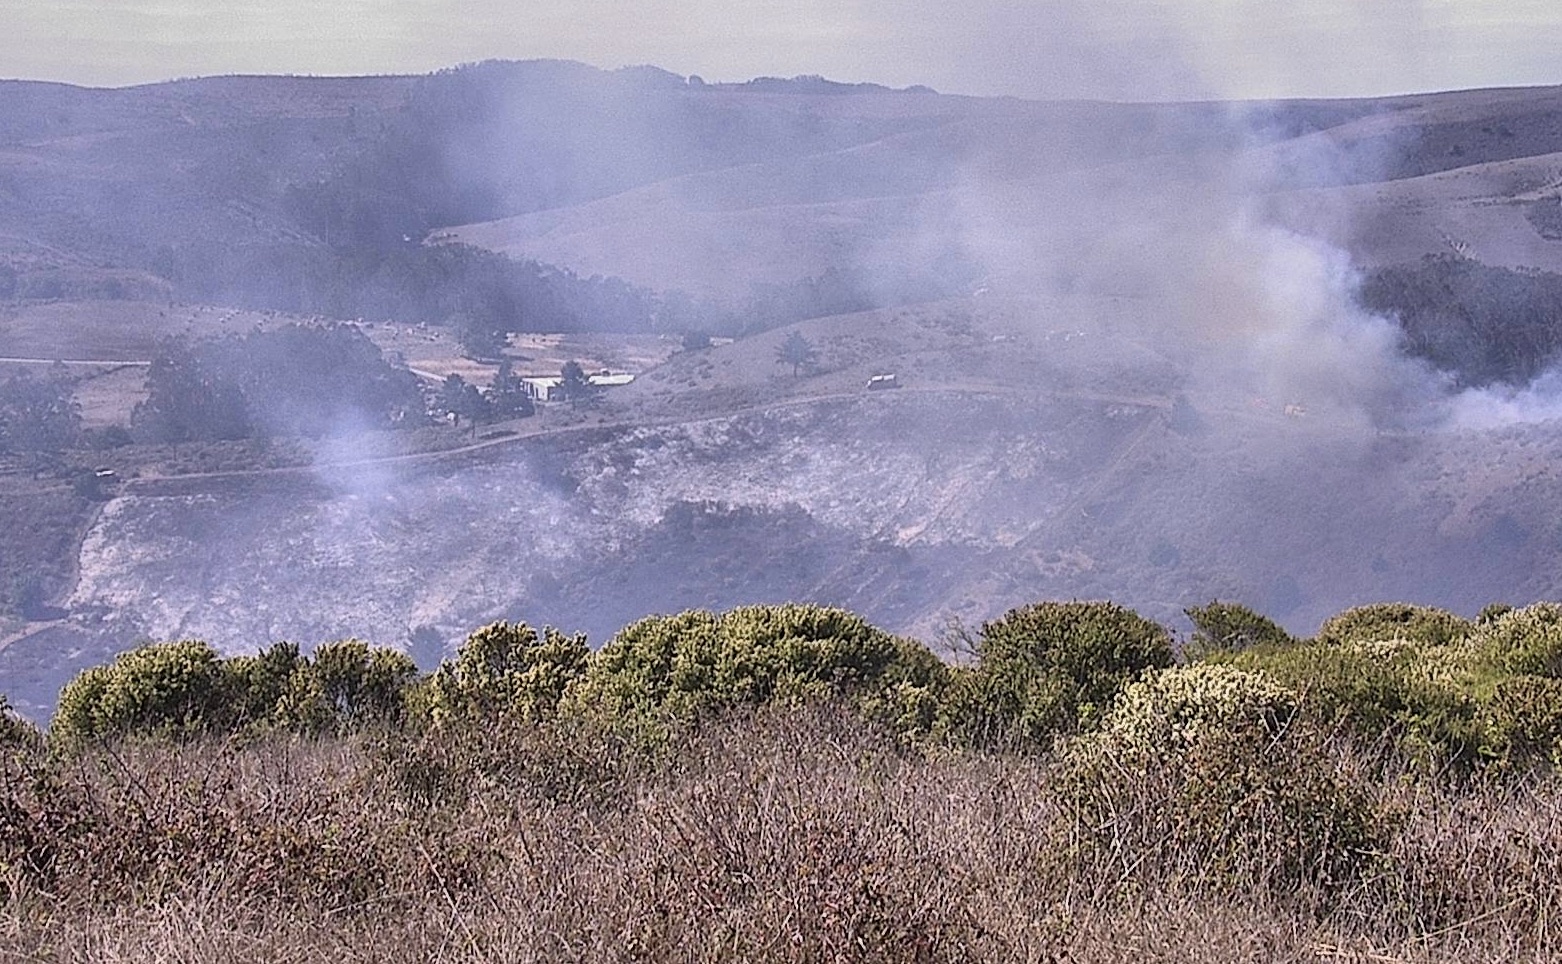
(7, 64, 1562, 718)
(446, 84, 1562, 296)
(6, 293, 1562, 720)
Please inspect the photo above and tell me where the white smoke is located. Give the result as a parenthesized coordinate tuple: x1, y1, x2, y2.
(1448, 371, 1562, 430)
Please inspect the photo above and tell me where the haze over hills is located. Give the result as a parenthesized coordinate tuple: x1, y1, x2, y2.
(5, 60, 1562, 719)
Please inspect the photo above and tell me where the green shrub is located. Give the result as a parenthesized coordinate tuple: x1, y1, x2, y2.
(953, 600, 1173, 745)
(1184, 600, 1290, 655)
(426, 621, 589, 724)
(1316, 603, 1472, 648)
(51, 666, 111, 744)
(1473, 602, 1562, 678)
(222, 641, 309, 729)
(1103, 663, 1300, 749)
(54, 638, 420, 743)
(283, 639, 419, 732)
(0, 694, 39, 749)
(1476, 602, 1515, 626)
(1056, 664, 1377, 898)
(1481, 675, 1562, 767)
(1228, 602, 1562, 770)
(52, 641, 227, 744)
(857, 636, 950, 738)
(567, 604, 946, 736)
(1228, 638, 1482, 766)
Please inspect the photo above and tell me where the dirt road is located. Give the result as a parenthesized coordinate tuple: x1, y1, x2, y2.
(0, 356, 150, 366)
(121, 382, 1175, 493)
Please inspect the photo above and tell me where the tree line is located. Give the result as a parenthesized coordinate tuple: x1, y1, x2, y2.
(131, 324, 425, 444)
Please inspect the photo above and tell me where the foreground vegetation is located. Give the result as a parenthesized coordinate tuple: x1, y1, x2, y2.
(4, 599, 1562, 960)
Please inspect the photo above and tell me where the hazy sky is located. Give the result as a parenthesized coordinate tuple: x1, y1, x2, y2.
(7, 0, 1562, 100)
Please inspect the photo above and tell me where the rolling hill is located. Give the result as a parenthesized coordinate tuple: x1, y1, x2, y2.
(6, 63, 1562, 718)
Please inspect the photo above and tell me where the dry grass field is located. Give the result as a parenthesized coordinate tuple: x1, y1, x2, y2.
(2, 707, 1558, 963)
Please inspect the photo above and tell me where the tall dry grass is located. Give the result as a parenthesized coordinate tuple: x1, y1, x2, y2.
(2, 705, 1559, 962)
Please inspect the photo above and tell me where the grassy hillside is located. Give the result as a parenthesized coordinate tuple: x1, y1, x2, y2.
(0, 64, 947, 315)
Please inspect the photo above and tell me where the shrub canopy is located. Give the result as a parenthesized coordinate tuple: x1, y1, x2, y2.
(1059, 664, 1376, 897)
(427, 621, 590, 724)
(54, 637, 420, 742)
(954, 600, 1174, 744)
(1316, 603, 1472, 648)
(1185, 600, 1291, 654)
(568, 604, 946, 732)
(1473, 602, 1562, 678)
(54, 640, 227, 743)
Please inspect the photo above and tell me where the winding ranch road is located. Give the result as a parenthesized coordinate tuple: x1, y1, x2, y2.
(119, 382, 1174, 493)
(0, 347, 1177, 489)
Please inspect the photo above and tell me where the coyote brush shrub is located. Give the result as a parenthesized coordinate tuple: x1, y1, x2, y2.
(223, 640, 308, 729)
(1228, 637, 1482, 766)
(53, 638, 422, 742)
(1184, 600, 1291, 654)
(1102, 663, 1299, 749)
(282, 639, 418, 732)
(1481, 675, 1562, 766)
(1316, 603, 1472, 648)
(954, 600, 1173, 745)
(0, 694, 38, 748)
(53, 640, 227, 743)
(1474, 601, 1562, 678)
(1057, 664, 1377, 898)
(567, 604, 946, 736)
(426, 621, 589, 724)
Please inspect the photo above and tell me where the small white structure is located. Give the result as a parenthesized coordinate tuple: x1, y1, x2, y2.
(521, 371, 636, 403)
(866, 373, 901, 391)
(521, 376, 564, 402)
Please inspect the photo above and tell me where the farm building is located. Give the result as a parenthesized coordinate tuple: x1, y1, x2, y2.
(520, 376, 564, 402)
(521, 371, 636, 402)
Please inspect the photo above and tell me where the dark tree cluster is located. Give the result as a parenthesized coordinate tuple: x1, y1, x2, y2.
(284, 59, 918, 248)
(132, 324, 424, 443)
(1361, 256, 1562, 388)
(436, 361, 536, 428)
(1525, 198, 1562, 240)
(154, 236, 969, 347)
(0, 370, 80, 454)
(153, 241, 676, 339)
(775, 331, 818, 376)
(557, 360, 596, 404)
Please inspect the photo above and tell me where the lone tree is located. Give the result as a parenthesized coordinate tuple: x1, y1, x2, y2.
(487, 360, 535, 419)
(559, 360, 597, 405)
(440, 373, 489, 428)
(454, 312, 508, 360)
(775, 330, 818, 377)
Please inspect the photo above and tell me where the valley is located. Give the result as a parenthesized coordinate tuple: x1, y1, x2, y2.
(5, 63, 1562, 719)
